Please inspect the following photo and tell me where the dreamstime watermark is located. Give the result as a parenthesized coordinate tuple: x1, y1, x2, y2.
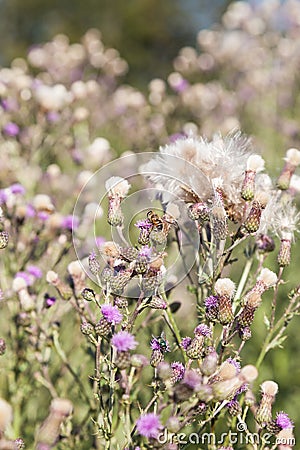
(157, 421, 296, 446)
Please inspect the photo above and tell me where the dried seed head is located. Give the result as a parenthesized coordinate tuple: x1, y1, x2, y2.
(33, 194, 55, 213)
(258, 268, 277, 288)
(215, 278, 235, 298)
(218, 359, 240, 380)
(247, 154, 265, 172)
(240, 365, 258, 383)
(285, 148, 300, 166)
(101, 241, 120, 258)
(46, 270, 59, 285)
(261, 380, 279, 396)
(12, 276, 28, 292)
(67, 260, 85, 277)
(105, 176, 131, 198)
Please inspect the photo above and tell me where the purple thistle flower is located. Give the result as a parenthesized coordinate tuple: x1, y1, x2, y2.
(101, 304, 123, 324)
(276, 412, 294, 429)
(135, 219, 152, 230)
(111, 331, 137, 352)
(26, 265, 42, 279)
(46, 111, 60, 123)
(95, 236, 105, 248)
(9, 183, 25, 195)
(183, 369, 202, 390)
(226, 357, 241, 373)
(150, 335, 170, 353)
(44, 295, 56, 308)
(235, 383, 248, 396)
(181, 337, 192, 350)
(194, 324, 212, 337)
(37, 211, 49, 221)
(171, 362, 185, 381)
(3, 122, 20, 137)
(61, 215, 79, 231)
(26, 204, 36, 218)
(15, 272, 32, 286)
(138, 245, 152, 259)
(205, 295, 219, 308)
(136, 413, 162, 439)
(169, 132, 187, 143)
(0, 190, 8, 204)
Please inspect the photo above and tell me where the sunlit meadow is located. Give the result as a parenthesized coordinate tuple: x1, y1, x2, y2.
(0, 1, 300, 449)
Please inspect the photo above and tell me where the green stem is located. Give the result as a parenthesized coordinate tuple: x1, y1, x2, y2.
(233, 258, 253, 313)
(163, 294, 188, 363)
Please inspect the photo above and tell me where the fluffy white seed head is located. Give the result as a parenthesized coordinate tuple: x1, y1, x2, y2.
(285, 148, 300, 166)
(33, 194, 55, 213)
(215, 278, 236, 298)
(289, 174, 300, 193)
(101, 241, 120, 258)
(240, 365, 258, 382)
(255, 190, 270, 208)
(218, 360, 238, 380)
(260, 380, 278, 396)
(105, 176, 131, 198)
(67, 261, 85, 277)
(46, 270, 59, 284)
(12, 277, 27, 292)
(247, 154, 265, 172)
(258, 268, 277, 287)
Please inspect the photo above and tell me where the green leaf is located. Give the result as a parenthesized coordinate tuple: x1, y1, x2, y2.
(267, 335, 287, 351)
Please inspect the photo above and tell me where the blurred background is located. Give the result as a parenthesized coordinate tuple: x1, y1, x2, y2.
(0, 0, 233, 87)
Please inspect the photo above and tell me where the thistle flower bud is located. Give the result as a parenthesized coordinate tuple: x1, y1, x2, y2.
(120, 246, 139, 262)
(184, 337, 203, 359)
(95, 317, 111, 337)
(150, 349, 164, 367)
(243, 200, 263, 233)
(135, 255, 148, 274)
(0, 231, 9, 249)
(0, 339, 6, 355)
(205, 295, 219, 322)
(241, 155, 265, 201)
(255, 380, 278, 426)
(114, 296, 128, 309)
(150, 229, 167, 246)
(237, 304, 257, 327)
(277, 148, 300, 190)
(110, 270, 132, 295)
(215, 278, 235, 324)
(88, 252, 101, 275)
(227, 399, 242, 416)
(114, 350, 131, 369)
(0, 398, 13, 432)
(278, 238, 291, 266)
(80, 322, 94, 336)
(148, 295, 167, 310)
(107, 201, 124, 227)
(212, 188, 228, 240)
(81, 288, 96, 302)
(188, 202, 210, 221)
(200, 348, 218, 376)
